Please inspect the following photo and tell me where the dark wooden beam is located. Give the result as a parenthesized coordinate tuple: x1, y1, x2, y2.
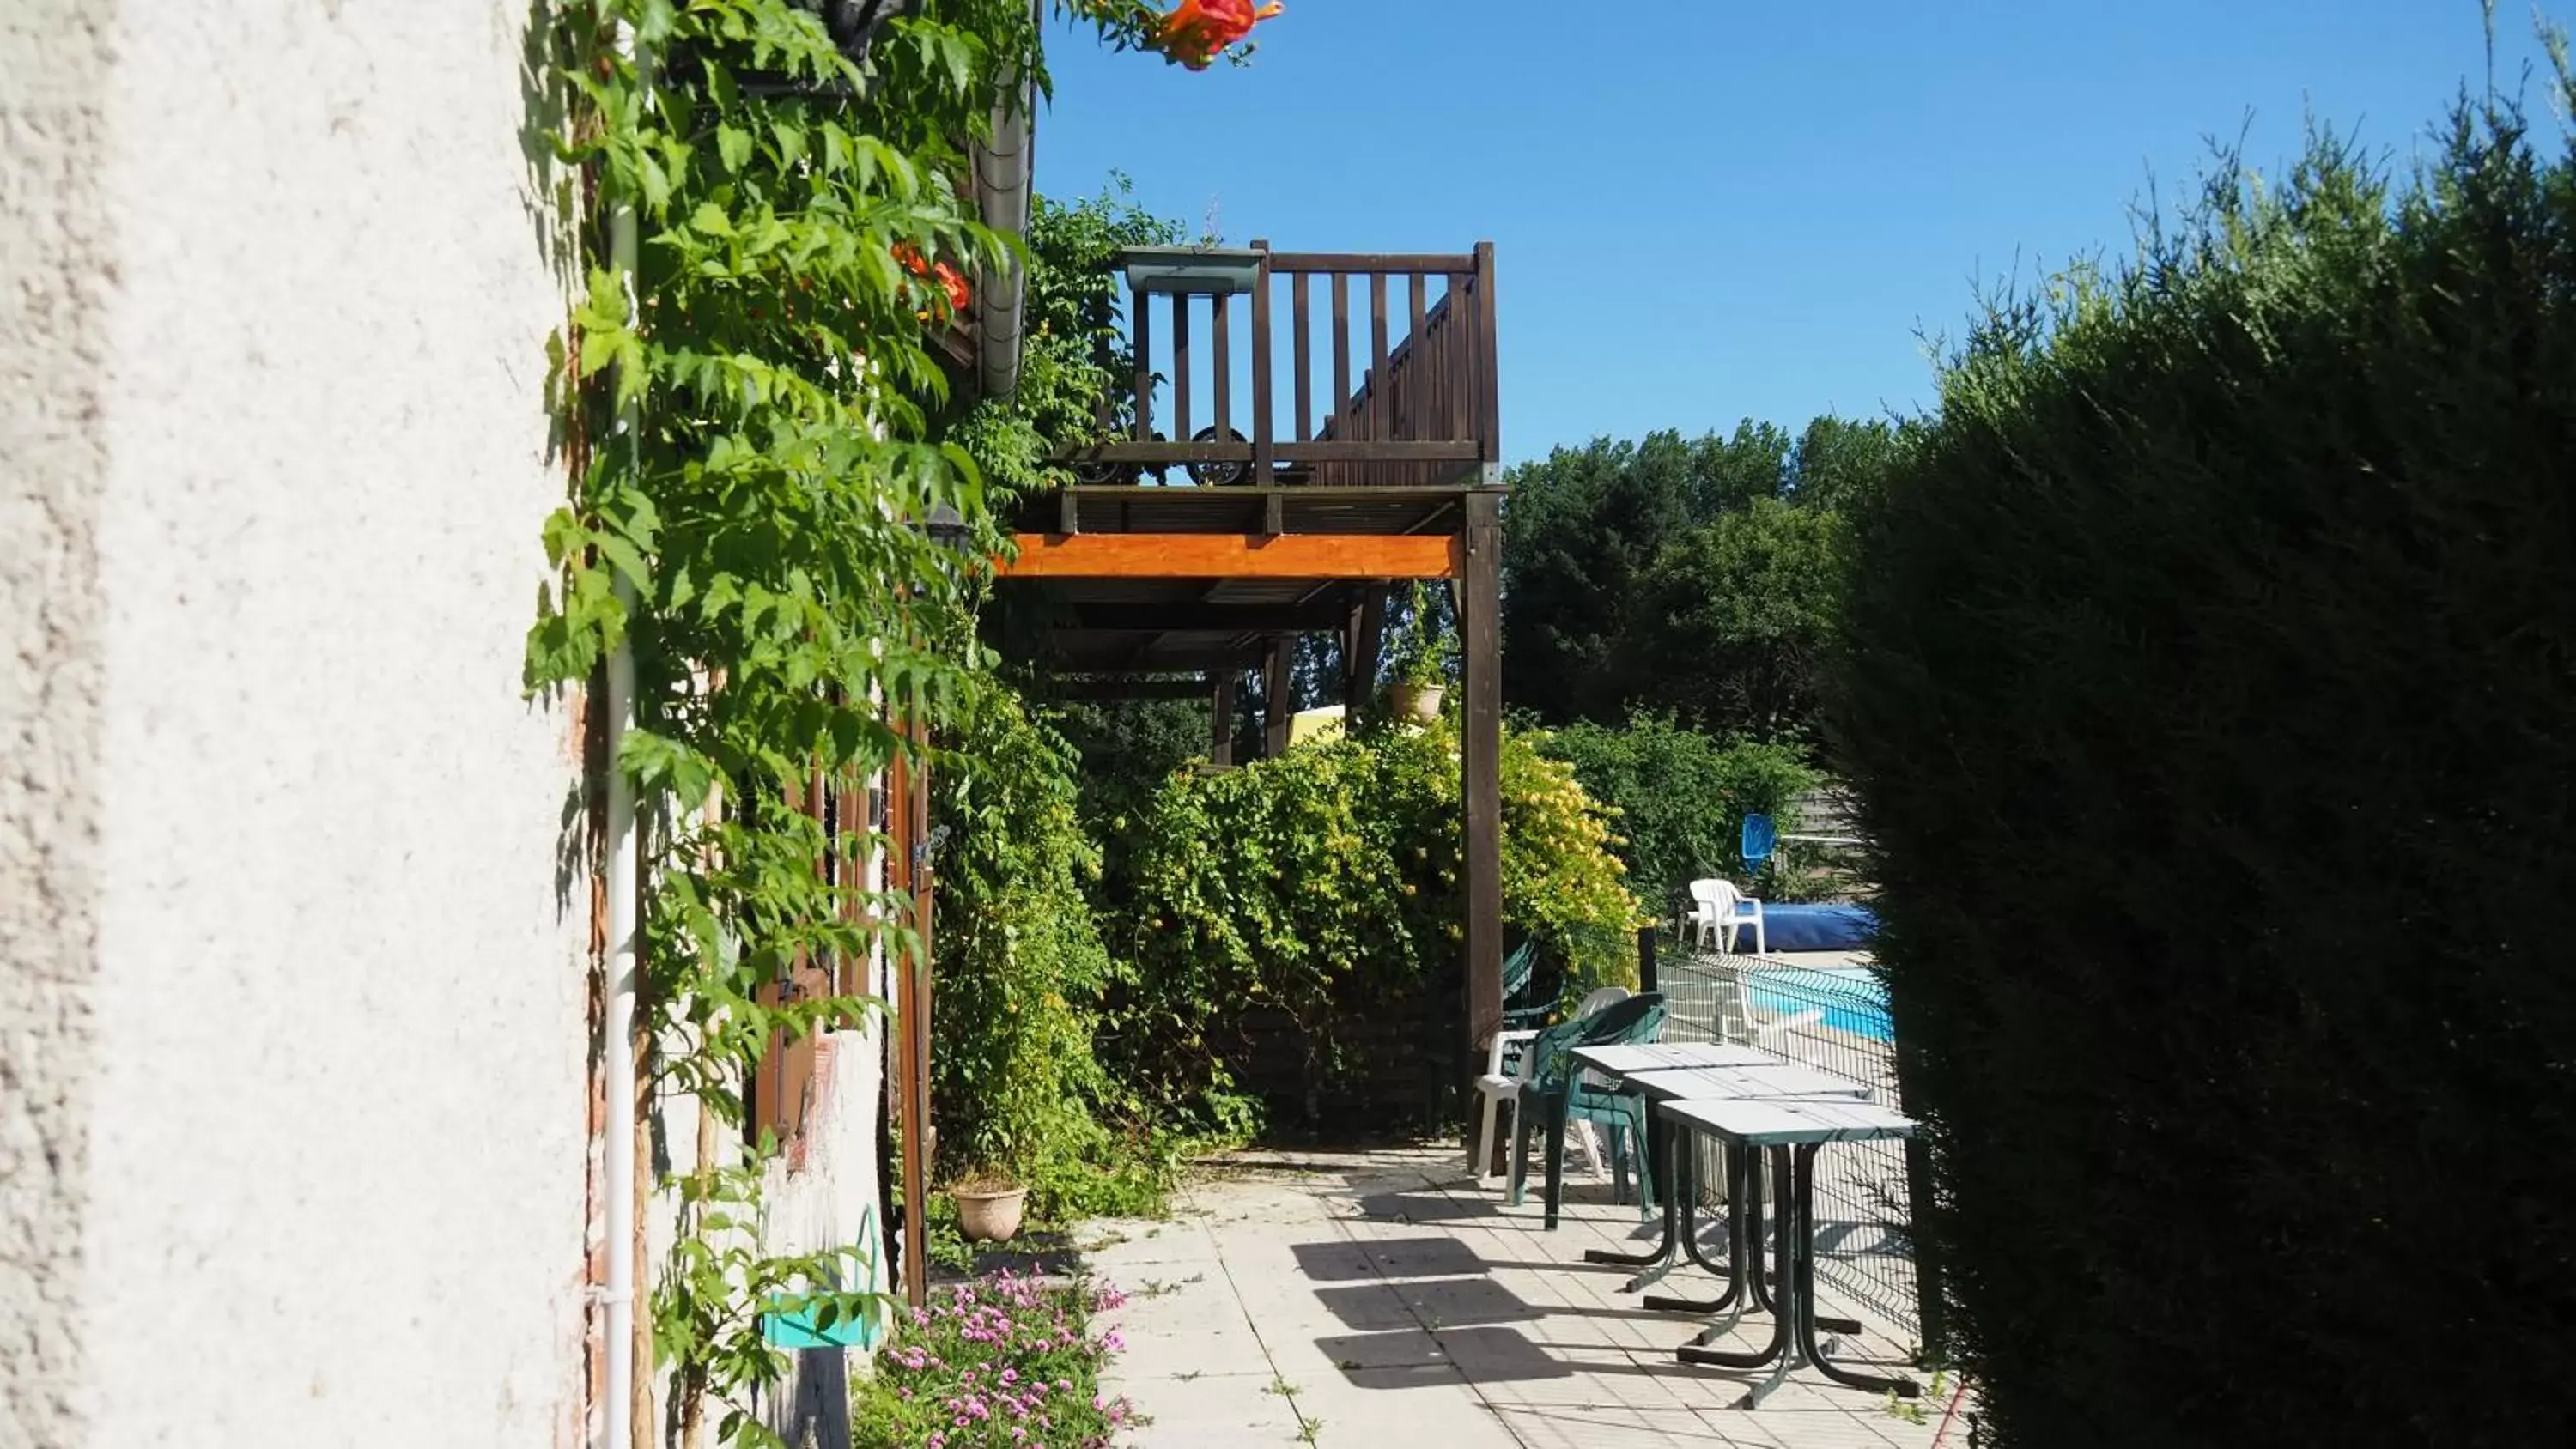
(1051, 677, 1211, 702)
(1067, 602, 1349, 634)
(1047, 483, 1501, 503)
(1050, 647, 1268, 673)
(1460, 490, 1504, 1127)
(999, 533, 1459, 580)
(1059, 440, 1480, 465)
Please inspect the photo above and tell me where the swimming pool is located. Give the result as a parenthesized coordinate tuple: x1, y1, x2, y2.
(1746, 966, 1893, 1043)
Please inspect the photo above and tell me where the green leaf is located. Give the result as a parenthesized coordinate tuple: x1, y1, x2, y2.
(690, 201, 735, 238)
(770, 121, 807, 168)
(578, 325, 626, 379)
(717, 123, 752, 173)
(597, 533, 651, 593)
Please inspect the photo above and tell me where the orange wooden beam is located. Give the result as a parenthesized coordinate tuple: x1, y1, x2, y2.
(997, 532, 1461, 579)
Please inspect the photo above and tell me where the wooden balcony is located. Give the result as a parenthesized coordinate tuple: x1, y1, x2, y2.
(994, 240, 1512, 1091)
(1054, 242, 1500, 493)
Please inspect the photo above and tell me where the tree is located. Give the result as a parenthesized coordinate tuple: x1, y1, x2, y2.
(1629, 497, 1850, 743)
(1787, 415, 1905, 513)
(1500, 417, 1888, 739)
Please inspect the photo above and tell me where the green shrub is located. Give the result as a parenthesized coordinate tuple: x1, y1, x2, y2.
(1833, 104, 2576, 1446)
(1103, 720, 1639, 1120)
(1536, 713, 1821, 911)
(931, 686, 1180, 1221)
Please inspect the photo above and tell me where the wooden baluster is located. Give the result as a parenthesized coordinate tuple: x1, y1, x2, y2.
(1330, 274, 1350, 488)
(1132, 284, 1152, 443)
(1251, 241, 1274, 483)
(1291, 270, 1311, 446)
(1173, 293, 1193, 452)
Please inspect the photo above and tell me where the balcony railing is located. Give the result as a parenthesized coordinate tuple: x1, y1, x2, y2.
(1061, 243, 1499, 489)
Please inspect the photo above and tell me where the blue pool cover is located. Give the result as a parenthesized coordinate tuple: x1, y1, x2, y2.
(1755, 901, 1879, 952)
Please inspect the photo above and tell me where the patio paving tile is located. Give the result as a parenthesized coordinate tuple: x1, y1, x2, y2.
(1109, 1369, 1306, 1447)
(1085, 1144, 1946, 1448)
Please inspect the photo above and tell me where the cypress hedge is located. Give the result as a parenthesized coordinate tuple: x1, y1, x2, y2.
(1833, 104, 2576, 1446)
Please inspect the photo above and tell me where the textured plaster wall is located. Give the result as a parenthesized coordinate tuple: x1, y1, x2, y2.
(1, 5, 113, 1445)
(6, 2, 592, 1444)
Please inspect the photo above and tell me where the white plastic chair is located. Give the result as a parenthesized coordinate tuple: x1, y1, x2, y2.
(1682, 877, 1766, 954)
(1469, 1028, 1539, 1178)
(1468, 985, 1634, 1180)
(1710, 973, 1826, 1052)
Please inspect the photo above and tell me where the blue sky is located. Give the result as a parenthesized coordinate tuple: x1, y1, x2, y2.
(1033, 0, 2567, 464)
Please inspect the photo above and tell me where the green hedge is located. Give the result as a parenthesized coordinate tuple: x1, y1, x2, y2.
(1833, 109, 2576, 1445)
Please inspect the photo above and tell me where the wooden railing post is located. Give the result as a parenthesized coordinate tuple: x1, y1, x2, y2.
(1473, 241, 1501, 480)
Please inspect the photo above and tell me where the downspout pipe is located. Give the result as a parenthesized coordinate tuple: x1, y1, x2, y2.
(604, 25, 650, 1449)
(971, 3, 1038, 402)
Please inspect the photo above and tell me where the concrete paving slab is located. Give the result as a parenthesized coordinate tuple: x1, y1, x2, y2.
(1080, 1145, 1945, 1449)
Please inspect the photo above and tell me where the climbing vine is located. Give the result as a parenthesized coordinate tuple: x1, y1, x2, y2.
(526, 1, 1269, 1440)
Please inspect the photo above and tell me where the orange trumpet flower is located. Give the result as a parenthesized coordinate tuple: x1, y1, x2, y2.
(1158, 0, 1282, 71)
(932, 262, 973, 315)
(891, 242, 972, 318)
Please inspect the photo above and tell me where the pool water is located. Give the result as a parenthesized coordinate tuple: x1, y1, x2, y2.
(1747, 967, 1893, 1043)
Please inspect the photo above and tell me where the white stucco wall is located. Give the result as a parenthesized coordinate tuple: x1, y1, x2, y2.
(647, 901, 891, 1446)
(2, 6, 114, 1443)
(4, 3, 592, 1445)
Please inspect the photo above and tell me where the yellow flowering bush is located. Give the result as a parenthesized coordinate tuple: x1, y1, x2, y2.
(1100, 718, 1638, 1121)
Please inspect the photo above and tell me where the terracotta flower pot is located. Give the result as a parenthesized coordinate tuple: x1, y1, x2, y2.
(952, 1185, 1028, 1244)
(1391, 683, 1445, 724)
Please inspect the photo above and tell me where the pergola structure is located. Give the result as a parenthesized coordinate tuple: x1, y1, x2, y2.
(991, 239, 1509, 1093)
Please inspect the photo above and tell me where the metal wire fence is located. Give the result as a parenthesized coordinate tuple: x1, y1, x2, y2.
(1656, 937, 1923, 1346)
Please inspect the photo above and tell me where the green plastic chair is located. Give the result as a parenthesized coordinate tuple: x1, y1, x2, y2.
(1488, 932, 1561, 1083)
(1500, 933, 1558, 1026)
(1509, 991, 1668, 1229)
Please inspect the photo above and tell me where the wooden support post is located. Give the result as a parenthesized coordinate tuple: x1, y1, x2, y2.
(1263, 638, 1293, 758)
(1346, 587, 1385, 720)
(906, 720, 935, 1306)
(888, 731, 929, 1310)
(1211, 673, 1236, 767)
(1460, 493, 1504, 1123)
